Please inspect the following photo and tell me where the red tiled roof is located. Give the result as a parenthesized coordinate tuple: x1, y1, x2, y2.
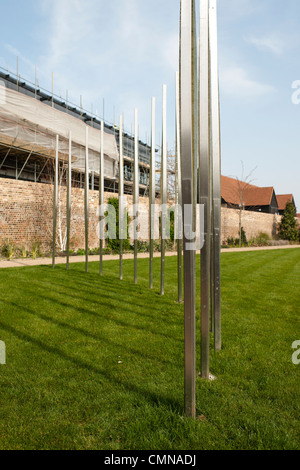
(221, 176, 274, 208)
(276, 194, 294, 211)
(243, 187, 275, 207)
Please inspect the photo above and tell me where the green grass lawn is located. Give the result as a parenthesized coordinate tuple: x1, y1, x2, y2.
(0, 249, 299, 450)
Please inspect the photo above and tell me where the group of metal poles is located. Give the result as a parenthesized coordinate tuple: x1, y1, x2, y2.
(179, 0, 222, 418)
(51, 0, 221, 420)
(52, 121, 105, 275)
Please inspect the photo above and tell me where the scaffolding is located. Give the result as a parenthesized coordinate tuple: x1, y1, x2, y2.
(0, 70, 153, 195)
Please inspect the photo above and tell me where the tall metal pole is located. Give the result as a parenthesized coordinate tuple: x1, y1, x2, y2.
(66, 131, 72, 271)
(192, 4, 198, 239)
(119, 114, 124, 281)
(160, 85, 167, 296)
(199, 0, 211, 378)
(133, 108, 139, 285)
(175, 71, 183, 303)
(52, 135, 59, 269)
(85, 126, 89, 273)
(209, 0, 221, 351)
(180, 0, 197, 418)
(99, 121, 104, 276)
(149, 97, 156, 290)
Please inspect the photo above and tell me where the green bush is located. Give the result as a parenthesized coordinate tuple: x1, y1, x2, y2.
(20, 246, 27, 258)
(31, 240, 42, 259)
(279, 202, 298, 241)
(253, 232, 270, 246)
(241, 227, 248, 246)
(105, 198, 130, 252)
(1, 240, 15, 259)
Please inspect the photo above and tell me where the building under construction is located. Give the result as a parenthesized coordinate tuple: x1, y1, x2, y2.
(0, 69, 152, 196)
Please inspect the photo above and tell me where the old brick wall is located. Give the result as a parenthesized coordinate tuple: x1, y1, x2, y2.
(0, 178, 284, 251)
(221, 207, 282, 243)
(0, 178, 160, 251)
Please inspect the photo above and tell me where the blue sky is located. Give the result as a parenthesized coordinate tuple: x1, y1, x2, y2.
(0, 0, 299, 210)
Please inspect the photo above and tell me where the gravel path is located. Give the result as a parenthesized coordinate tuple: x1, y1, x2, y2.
(0, 245, 299, 269)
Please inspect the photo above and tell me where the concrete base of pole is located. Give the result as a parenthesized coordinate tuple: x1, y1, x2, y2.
(198, 372, 217, 381)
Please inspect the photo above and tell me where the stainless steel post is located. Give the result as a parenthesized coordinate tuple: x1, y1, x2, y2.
(209, 0, 221, 351)
(119, 114, 124, 281)
(66, 131, 72, 271)
(52, 135, 59, 269)
(85, 127, 89, 273)
(199, 0, 211, 378)
(160, 85, 167, 296)
(99, 121, 104, 276)
(134, 108, 139, 284)
(175, 72, 183, 303)
(180, 0, 197, 418)
(149, 98, 156, 290)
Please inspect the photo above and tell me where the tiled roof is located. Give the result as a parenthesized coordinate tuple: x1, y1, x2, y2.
(276, 194, 294, 211)
(221, 176, 275, 208)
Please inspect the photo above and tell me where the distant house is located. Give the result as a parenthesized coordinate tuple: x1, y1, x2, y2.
(276, 194, 297, 216)
(221, 176, 279, 214)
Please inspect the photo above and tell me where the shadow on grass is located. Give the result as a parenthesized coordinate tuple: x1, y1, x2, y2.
(0, 319, 183, 414)
(0, 298, 175, 368)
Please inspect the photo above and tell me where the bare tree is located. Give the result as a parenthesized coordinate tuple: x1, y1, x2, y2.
(167, 152, 176, 201)
(43, 159, 68, 253)
(230, 161, 257, 247)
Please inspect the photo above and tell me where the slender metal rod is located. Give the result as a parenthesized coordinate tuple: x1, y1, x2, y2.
(37, 158, 49, 181)
(0, 146, 13, 170)
(175, 71, 183, 303)
(119, 114, 124, 281)
(16, 150, 33, 180)
(149, 97, 156, 290)
(85, 126, 89, 273)
(66, 131, 72, 271)
(180, 0, 197, 419)
(99, 121, 104, 276)
(209, 0, 221, 351)
(160, 85, 167, 296)
(133, 108, 139, 285)
(199, 0, 211, 378)
(192, 3, 198, 238)
(52, 135, 59, 269)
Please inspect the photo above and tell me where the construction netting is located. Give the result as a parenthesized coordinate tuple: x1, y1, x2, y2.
(0, 83, 119, 177)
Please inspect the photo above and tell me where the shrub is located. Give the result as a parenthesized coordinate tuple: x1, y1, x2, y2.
(226, 237, 235, 247)
(31, 240, 42, 259)
(105, 198, 130, 252)
(240, 227, 248, 246)
(20, 246, 27, 258)
(254, 232, 270, 246)
(278, 202, 298, 241)
(1, 240, 15, 259)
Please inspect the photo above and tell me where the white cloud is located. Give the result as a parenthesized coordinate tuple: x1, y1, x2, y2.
(245, 35, 286, 55)
(220, 65, 276, 98)
(4, 44, 36, 77)
(34, 0, 179, 131)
